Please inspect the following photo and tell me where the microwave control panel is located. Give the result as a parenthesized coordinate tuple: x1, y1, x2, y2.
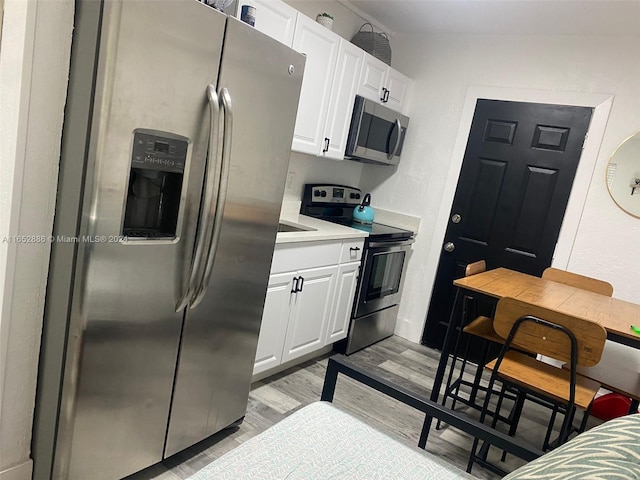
(303, 184, 362, 205)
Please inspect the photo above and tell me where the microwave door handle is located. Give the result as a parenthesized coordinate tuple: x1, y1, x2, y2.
(190, 87, 233, 308)
(176, 84, 220, 311)
(387, 118, 402, 160)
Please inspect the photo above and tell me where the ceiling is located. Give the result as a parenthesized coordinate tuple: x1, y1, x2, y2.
(343, 1, 640, 36)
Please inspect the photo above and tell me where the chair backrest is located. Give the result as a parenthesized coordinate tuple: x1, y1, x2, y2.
(542, 267, 613, 297)
(493, 297, 606, 367)
(465, 260, 486, 277)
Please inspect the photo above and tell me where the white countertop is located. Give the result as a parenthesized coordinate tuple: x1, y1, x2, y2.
(276, 214, 368, 244)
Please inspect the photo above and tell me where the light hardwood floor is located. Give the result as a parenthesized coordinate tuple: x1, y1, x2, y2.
(126, 335, 602, 480)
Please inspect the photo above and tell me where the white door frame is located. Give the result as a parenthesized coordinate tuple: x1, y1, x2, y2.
(421, 86, 613, 337)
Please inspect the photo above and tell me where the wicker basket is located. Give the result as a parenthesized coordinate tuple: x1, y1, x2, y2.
(351, 23, 391, 66)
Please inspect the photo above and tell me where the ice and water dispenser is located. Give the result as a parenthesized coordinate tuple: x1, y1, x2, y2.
(124, 130, 187, 239)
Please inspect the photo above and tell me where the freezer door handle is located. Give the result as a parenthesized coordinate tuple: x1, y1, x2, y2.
(191, 87, 233, 308)
(176, 84, 221, 311)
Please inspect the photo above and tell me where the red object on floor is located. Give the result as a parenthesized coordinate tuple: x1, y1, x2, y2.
(591, 393, 632, 421)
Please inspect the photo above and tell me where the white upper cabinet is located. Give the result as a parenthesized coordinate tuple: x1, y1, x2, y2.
(359, 54, 388, 104)
(358, 54, 412, 115)
(291, 15, 340, 156)
(250, 0, 298, 47)
(385, 67, 411, 114)
(322, 39, 364, 160)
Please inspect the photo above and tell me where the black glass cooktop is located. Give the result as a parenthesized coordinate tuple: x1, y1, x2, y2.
(322, 217, 413, 241)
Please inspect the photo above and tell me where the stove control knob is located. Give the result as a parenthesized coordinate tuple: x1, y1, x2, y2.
(355, 193, 361, 200)
(350, 192, 357, 199)
(320, 191, 327, 197)
(314, 190, 321, 197)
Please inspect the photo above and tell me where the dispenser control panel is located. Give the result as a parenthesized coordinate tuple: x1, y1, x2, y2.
(124, 130, 188, 239)
(131, 131, 187, 174)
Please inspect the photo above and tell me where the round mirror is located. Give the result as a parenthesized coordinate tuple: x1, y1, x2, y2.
(606, 132, 640, 218)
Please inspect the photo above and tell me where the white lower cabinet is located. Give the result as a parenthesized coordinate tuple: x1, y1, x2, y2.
(282, 265, 337, 362)
(253, 272, 296, 374)
(325, 262, 360, 344)
(254, 238, 364, 376)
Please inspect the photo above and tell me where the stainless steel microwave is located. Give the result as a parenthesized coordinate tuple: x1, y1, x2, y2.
(345, 95, 409, 166)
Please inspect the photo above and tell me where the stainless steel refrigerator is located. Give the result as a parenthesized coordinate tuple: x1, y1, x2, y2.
(32, 1, 304, 479)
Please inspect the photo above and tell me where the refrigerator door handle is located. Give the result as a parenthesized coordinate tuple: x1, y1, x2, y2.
(176, 84, 221, 311)
(190, 87, 233, 308)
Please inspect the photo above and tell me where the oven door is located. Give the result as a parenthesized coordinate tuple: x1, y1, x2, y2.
(354, 239, 413, 318)
(345, 95, 409, 166)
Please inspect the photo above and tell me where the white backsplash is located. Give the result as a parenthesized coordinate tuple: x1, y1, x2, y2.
(284, 152, 364, 201)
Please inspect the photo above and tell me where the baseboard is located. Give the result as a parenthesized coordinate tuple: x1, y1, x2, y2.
(0, 460, 33, 480)
(252, 345, 333, 383)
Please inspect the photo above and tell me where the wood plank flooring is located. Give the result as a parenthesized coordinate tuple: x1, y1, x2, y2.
(126, 336, 602, 480)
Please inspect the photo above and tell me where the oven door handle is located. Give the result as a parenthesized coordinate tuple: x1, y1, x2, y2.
(368, 238, 415, 249)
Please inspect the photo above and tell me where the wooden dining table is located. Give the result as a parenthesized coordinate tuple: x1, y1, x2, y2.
(419, 267, 640, 448)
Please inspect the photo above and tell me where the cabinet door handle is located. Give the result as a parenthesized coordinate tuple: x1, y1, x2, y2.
(380, 87, 387, 102)
(384, 89, 390, 103)
(297, 276, 304, 293)
(322, 137, 330, 153)
(349, 247, 361, 252)
(291, 276, 299, 294)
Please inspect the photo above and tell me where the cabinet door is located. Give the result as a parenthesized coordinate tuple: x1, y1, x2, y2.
(251, 0, 298, 47)
(291, 15, 340, 155)
(254, 272, 296, 375)
(282, 264, 337, 362)
(386, 67, 412, 114)
(325, 262, 359, 344)
(322, 39, 364, 160)
(357, 53, 388, 104)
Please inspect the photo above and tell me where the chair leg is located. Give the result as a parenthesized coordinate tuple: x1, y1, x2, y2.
(576, 403, 593, 434)
(500, 390, 525, 462)
(467, 369, 500, 473)
(470, 339, 491, 405)
(543, 405, 559, 451)
(437, 322, 468, 430)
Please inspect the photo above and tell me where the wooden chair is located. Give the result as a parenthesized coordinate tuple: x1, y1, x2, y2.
(467, 297, 606, 475)
(541, 269, 637, 412)
(439, 261, 504, 421)
(542, 267, 613, 296)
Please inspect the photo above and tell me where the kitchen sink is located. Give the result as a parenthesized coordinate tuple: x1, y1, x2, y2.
(277, 222, 316, 233)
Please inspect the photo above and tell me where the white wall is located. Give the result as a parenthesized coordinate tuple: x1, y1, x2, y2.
(361, 32, 640, 343)
(0, 1, 73, 478)
(285, 0, 366, 41)
(283, 152, 363, 202)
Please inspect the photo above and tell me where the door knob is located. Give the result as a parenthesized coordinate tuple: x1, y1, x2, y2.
(451, 213, 461, 224)
(444, 242, 455, 253)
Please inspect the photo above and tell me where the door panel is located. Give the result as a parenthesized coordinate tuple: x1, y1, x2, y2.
(54, 3, 226, 479)
(326, 262, 359, 343)
(291, 14, 339, 155)
(422, 99, 593, 353)
(282, 265, 337, 362)
(165, 18, 305, 456)
(323, 39, 363, 160)
(253, 273, 296, 375)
